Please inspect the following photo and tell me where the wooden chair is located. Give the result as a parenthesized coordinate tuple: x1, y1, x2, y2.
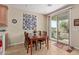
(38, 31, 49, 49)
(43, 31, 49, 49)
(24, 32, 36, 54)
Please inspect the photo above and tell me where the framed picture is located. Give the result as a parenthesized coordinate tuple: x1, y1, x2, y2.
(74, 19, 79, 26)
(23, 14, 37, 30)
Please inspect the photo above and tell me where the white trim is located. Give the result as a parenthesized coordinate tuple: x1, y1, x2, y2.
(49, 16, 51, 39)
(46, 16, 48, 33)
(69, 8, 72, 46)
(49, 6, 73, 17)
(8, 41, 24, 46)
(47, 16, 51, 38)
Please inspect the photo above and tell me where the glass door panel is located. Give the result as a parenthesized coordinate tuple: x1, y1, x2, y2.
(51, 16, 57, 41)
(58, 11, 69, 44)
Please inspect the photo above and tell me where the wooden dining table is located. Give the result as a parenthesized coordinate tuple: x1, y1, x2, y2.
(29, 35, 49, 55)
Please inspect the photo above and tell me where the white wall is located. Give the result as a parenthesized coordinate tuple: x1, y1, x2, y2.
(70, 5, 79, 49)
(7, 6, 47, 46)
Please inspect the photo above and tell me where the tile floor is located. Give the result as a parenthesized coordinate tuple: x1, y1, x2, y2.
(5, 41, 79, 55)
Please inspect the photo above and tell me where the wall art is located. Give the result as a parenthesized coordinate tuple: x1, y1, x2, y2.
(74, 19, 79, 26)
(23, 14, 37, 30)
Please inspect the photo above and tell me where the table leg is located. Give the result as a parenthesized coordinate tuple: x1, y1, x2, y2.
(30, 40, 32, 55)
(47, 37, 49, 49)
(40, 41, 41, 49)
(27, 46, 29, 53)
(35, 40, 37, 50)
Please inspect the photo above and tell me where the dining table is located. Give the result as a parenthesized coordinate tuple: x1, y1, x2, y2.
(29, 35, 49, 55)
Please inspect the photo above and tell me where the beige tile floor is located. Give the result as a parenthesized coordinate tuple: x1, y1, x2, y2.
(5, 41, 79, 55)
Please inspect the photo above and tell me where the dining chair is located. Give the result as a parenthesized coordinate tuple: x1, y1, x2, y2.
(24, 32, 36, 54)
(38, 31, 49, 49)
(42, 31, 49, 49)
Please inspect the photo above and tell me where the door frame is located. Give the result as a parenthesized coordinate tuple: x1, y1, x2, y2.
(48, 7, 72, 45)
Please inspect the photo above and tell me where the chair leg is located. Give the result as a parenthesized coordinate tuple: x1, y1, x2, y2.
(27, 46, 29, 53)
(35, 43, 37, 50)
(33, 44, 34, 47)
(47, 39, 49, 49)
(45, 40, 46, 44)
(30, 45, 32, 55)
(31, 47, 32, 55)
(40, 41, 41, 49)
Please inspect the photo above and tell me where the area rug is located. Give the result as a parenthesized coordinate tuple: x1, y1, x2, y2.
(54, 42, 64, 48)
(54, 42, 73, 53)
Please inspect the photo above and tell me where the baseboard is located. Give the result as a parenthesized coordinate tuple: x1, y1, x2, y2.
(73, 46, 79, 50)
(8, 41, 24, 47)
(67, 45, 79, 50)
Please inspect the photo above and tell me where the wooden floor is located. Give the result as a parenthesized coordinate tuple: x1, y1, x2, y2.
(5, 41, 79, 55)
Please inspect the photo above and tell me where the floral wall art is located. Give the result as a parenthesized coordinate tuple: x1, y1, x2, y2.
(23, 14, 37, 30)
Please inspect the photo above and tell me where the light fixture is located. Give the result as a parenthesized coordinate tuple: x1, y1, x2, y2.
(47, 4, 52, 7)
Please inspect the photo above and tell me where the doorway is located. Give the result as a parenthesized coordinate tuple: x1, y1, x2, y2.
(50, 11, 69, 44)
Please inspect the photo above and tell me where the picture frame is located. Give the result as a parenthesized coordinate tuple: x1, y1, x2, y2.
(74, 19, 79, 26)
(23, 14, 37, 30)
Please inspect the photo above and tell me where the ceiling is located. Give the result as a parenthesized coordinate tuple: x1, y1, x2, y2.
(7, 4, 68, 15)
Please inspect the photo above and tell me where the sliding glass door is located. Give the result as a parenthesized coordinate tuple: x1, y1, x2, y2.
(50, 11, 69, 44)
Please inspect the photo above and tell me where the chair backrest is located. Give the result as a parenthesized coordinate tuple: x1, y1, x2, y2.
(43, 31, 47, 36)
(24, 32, 30, 44)
(38, 31, 41, 36)
(42, 31, 49, 40)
